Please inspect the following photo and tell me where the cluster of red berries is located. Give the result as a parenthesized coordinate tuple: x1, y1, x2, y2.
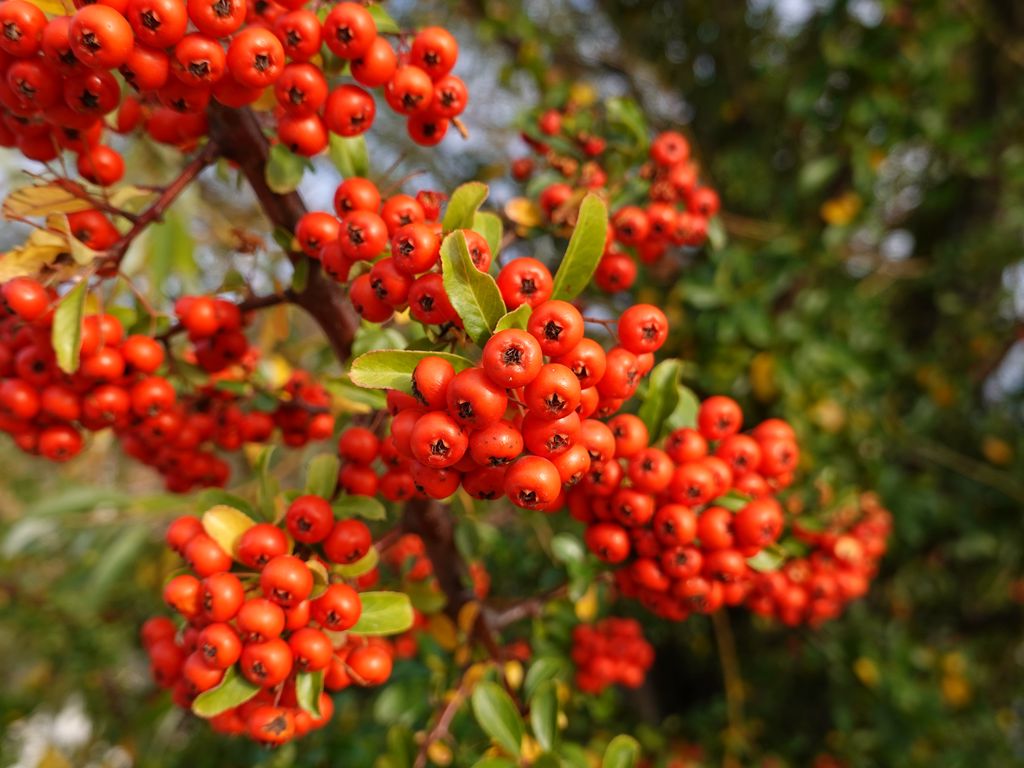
(0, 276, 167, 462)
(123, 369, 334, 492)
(0, 277, 337, 489)
(381, 302, 668, 507)
(294, 177, 481, 328)
(570, 617, 653, 694)
(513, 102, 719, 293)
(745, 494, 891, 626)
(0, 0, 465, 174)
(144, 501, 393, 743)
(567, 396, 802, 621)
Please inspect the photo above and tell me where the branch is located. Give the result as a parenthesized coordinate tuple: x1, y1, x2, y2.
(711, 610, 747, 763)
(207, 104, 359, 363)
(100, 141, 220, 268)
(402, 498, 505, 661)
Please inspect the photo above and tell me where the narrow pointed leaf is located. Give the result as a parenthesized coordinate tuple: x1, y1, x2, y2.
(550, 194, 608, 301)
(442, 182, 489, 231)
(440, 231, 505, 345)
(192, 667, 261, 718)
(349, 591, 414, 636)
(470, 681, 523, 757)
(349, 349, 475, 392)
(52, 280, 87, 374)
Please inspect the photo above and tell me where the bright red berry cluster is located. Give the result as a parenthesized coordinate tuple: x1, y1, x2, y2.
(512, 101, 719, 293)
(379, 302, 669, 508)
(570, 617, 653, 694)
(0, 276, 337, 490)
(294, 177, 490, 328)
(567, 396, 804, 621)
(0, 0, 465, 171)
(144, 503, 394, 743)
(745, 494, 891, 626)
(0, 276, 166, 462)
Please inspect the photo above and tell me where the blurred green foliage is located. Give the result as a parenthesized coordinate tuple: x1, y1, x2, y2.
(2, 1, 1024, 767)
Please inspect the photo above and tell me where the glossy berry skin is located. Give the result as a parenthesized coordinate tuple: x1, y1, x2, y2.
(240, 637, 293, 687)
(285, 495, 334, 544)
(259, 555, 313, 608)
(482, 329, 543, 388)
(504, 455, 561, 510)
(618, 304, 669, 354)
(322, 518, 372, 565)
(237, 523, 289, 569)
(311, 583, 361, 631)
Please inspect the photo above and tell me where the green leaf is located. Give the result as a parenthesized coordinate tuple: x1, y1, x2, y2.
(52, 280, 87, 374)
(442, 182, 489, 231)
(333, 545, 379, 578)
(747, 548, 785, 572)
(550, 194, 608, 301)
(799, 155, 841, 194)
(716, 490, 752, 512)
(291, 257, 309, 292)
(606, 97, 649, 151)
(638, 361, 700, 440)
(637, 360, 682, 440)
(440, 231, 506, 345)
(306, 454, 340, 499)
(602, 735, 641, 768)
(471, 760, 517, 768)
(550, 533, 585, 565)
(295, 670, 325, 717)
(328, 134, 369, 179)
(529, 680, 559, 752)
(266, 143, 306, 194)
(524, 657, 568, 700)
(473, 211, 503, 259)
(255, 445, 279, 521)
(494, 303, 532, 332)
(86, 526, 149, 606)
(334, 494, 388, 521)
(367, 3, 400, 34)
(666, 384, 700, 433)
(349, 591, 415, 636)
(349, 349, 475, 392)
(471, 681, 524, 757)
(145, 212, 196, 297)
(196, 490, 256, 519)
(192, 667, 261, 718)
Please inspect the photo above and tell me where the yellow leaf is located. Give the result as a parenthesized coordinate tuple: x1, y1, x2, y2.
(941, 675, 971, 707)
(259, 303, 291, 349)
(107, 184, 156, 210)
(503, 660, 523, 690)
(981, 436, 1013, 466)
(426, 741, 453, 766)
(853, 657, 879, 689)
(259, 354, 294, 390)
(568, 82, 597, 108)
(3, 182, 94, 219)
(820, 191, 862, 226)
(749, 352, 777, 402)
(457, 600, 480, 635)
(504, 197, 544, 229)
(574, 583, 598, 622)
(26, 0, 66, 14)
(0, 228, 70, 281)
(201, 505, 257, 560)
(428, 614, 459, 651)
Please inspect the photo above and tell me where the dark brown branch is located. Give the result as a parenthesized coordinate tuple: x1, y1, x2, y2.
(207, 104, 359, 363)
